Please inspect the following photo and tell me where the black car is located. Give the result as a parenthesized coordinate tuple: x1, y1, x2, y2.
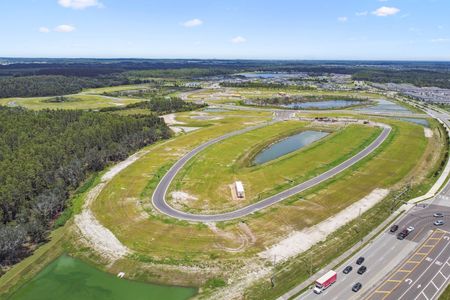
(352, 282, 362, 292)
(357, 266, 367, 274)
(390, 225, 399, 232)
(397, 229, 409, 240)
(356, 257, 365, 265)
(343, 266, 353, 274)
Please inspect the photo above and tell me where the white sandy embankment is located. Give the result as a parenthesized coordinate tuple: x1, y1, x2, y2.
(259, 188, 390, 263)
(162, 113, 200, 134)
(75, 150, 149, 261)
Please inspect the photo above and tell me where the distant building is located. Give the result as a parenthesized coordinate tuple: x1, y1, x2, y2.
(235, 181, 245, 198)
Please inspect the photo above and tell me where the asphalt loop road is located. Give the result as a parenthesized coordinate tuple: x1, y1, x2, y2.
(152, 120, 391, 222)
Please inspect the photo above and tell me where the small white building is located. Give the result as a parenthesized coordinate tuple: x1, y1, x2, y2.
(235, 181, 245, 198)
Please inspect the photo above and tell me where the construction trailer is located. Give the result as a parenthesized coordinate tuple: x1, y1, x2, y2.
(235, 181, 245, 198)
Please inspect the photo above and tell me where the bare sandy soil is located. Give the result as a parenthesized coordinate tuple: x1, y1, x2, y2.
(424, 127, 433, 138)
(75, 150, 150, 261)
(259, 188, 390, 263)
(162, 113, 184, 125)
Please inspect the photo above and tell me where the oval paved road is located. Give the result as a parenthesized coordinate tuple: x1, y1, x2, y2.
(152, 124, 391, 222)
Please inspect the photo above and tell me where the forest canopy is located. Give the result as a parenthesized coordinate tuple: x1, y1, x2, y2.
(0, 107, 171, 266)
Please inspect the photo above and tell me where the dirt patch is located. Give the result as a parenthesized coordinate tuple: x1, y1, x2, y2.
(424, 128, 433, 138)
(259, 188, 389, 263)
(170, 126, 200, 134)
(171, 191, 198, 206)
(162, 113, 184, 125)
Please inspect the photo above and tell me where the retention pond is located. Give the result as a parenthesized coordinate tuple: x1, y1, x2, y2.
(9, 255, 197, 300)
(253, 130, 329, 165)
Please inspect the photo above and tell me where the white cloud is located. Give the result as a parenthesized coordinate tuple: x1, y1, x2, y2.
(338, 16, 348, 22)
(58, 0, 102, 10)
(231, 36, 247, 44)
(39, 27, 50, 33)
(372, 6, 400, 17)
(356, 11, 368, 16)
(54, 24, 76, 32)
(182, 18, 203, 28)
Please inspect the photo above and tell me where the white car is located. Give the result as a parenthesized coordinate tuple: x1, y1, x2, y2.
(434, 220, 445, 226)
(406, 226, 415, 233)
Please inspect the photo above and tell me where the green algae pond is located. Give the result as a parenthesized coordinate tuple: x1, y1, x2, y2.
(8, 255, 197, 300)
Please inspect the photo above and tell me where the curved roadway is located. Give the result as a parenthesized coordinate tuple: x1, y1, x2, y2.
(152, 123, 391, 222)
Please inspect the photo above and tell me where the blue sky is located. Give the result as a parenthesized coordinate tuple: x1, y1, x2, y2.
(0, 0, 449, 60)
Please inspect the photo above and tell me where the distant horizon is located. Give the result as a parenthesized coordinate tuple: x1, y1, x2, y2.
(2, 56, 450, 63)
(1, 1, 449, 60)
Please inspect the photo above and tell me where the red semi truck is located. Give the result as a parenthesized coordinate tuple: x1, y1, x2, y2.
(313, 270, 337, 294)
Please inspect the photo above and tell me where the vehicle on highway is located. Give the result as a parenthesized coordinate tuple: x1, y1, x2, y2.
(352, 282, 362, 292)
(357, 266, 367, 275)
(343, 266, 353, 274)
(397, 228, 409, 240)
(434, 220, 445, 226)
(390, 224, 399, 232)
(397, 232, 405, 240)
(434, 212, 444, 218)
(313, 270, 337, 294)
(358, 266, 367, 275)
(356, 257, 365, 265)
(407, 226, 415, 233)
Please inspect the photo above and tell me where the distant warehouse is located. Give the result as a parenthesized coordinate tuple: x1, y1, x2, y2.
(235, 181, 245, 199)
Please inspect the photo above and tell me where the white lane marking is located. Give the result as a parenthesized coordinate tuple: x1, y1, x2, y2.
(399, 240, 450, 300)
(439, 270, 448, 279)
(422, 291, 430, 300)
(413, 254, 450, 300)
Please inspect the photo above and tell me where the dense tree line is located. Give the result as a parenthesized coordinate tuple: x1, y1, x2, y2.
(220, 81, 316, 90)
(352, 69, 450, 89)
(0, 107, 171, 266)
(126, 68, 235, 79)
(100, 96, 207, 114)
(0, 75, 150, 98)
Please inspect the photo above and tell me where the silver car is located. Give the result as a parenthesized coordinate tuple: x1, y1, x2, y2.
(434, 220, 445, 226)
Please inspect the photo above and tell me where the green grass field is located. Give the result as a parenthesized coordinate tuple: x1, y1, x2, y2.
(170, 122, 380, 213)
(90, 112, 433, 264)
(0, 94, 142, 110)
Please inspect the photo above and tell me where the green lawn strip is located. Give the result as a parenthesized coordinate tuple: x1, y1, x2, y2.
(440, 285, 450, 300)
(0, 226, 67, 298)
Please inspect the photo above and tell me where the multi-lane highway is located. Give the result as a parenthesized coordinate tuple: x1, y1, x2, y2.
(296, 204, 450, 300)
(294, 108, 450, 300)
(151, 118, 391, 222)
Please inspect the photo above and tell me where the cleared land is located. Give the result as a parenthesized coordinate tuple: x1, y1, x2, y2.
(0, 93, 142, 110)
(169, 122, 380, 213)
(86, 107, 435, 287)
